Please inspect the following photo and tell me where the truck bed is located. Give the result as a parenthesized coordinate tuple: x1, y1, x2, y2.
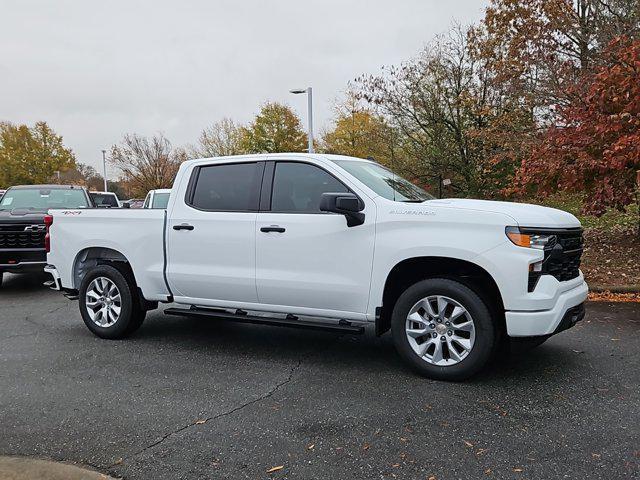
(47, 208, 170, 300)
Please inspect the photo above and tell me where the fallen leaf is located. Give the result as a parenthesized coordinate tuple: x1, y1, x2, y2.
(428, 476, 437, 480)
(195, 419, 207, 425)
(463, 440, 474, 448)
(267, 465, 284, 473)
(307, 444, 315, 450)
(484, 469, 492, 475)
(113, 458, 123, 465)
(363, 443, 370, 451)
(513, 467, 523, 473)
(592, 453, 601, 459)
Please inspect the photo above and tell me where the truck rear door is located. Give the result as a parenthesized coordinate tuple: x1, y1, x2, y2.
(165, 161, 263, 304)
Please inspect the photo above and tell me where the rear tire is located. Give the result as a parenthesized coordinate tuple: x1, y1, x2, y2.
(79, 264, 145, 339)
(391, 278, 496, 381)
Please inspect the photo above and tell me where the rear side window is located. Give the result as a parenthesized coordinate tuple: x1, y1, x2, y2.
(271, 162, 349, 213)
(90, 193, 119, 207)
(152, 192, 170, 209)
(190, 162, 260, 211)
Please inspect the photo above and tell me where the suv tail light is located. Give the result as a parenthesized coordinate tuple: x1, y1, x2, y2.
(44, 214, 53, 253)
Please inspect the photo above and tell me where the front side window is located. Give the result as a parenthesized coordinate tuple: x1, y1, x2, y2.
(0, 188, 90, 210)
(190, 162, 259, 211)
(271, 162, 350, 213)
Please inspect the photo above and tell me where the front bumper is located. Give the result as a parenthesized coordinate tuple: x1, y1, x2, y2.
(505, 278, 588, 337)
(0, 248, 46, 273)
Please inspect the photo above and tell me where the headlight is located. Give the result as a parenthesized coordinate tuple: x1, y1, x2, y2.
(505, 226, 555, 250)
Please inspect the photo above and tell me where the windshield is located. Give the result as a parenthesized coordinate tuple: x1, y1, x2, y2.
(333, 160, 434, 202)
(0, 188, 90, 210)
(90, 193, 119, 208)
(151, 192, 170, 209)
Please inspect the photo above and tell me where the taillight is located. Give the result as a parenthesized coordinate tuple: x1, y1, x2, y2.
(44, 214, 53, 253)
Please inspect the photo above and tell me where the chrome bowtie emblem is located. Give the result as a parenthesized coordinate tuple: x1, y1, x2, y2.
(24, 225, 46, 232)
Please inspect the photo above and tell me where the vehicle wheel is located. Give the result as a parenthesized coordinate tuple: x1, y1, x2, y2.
(510, 336, 548, 353)
(79, 265, 145, 339)
(391, 278, 496, 381)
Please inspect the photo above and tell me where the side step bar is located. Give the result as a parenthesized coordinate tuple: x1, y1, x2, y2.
(164, 307, 364, 334)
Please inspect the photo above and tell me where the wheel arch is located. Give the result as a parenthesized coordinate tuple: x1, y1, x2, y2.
(376, 256, 505, 336)
(73, 247, 157, 311)
(73, 247, 135, 290)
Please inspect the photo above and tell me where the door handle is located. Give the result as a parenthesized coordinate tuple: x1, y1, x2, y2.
(260, 225, 286, 233)
(173, 223, 194, 231)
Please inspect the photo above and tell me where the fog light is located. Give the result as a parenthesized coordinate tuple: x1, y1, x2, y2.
(529, 261, 543, 272)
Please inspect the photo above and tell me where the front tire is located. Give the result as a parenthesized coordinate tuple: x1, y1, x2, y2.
(79, 265, 145, 339)
(391, 278, 496, 381)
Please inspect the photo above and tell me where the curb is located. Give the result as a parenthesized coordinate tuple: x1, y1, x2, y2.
(589, 284, 640, 294)
(0, 456, 115, 480)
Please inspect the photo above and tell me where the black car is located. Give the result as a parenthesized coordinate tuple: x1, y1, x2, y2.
(0, 185, 93, 287)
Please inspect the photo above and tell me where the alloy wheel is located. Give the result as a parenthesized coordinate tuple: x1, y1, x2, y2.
(405, 295, 476, 366)
(85, 277, 122, 327)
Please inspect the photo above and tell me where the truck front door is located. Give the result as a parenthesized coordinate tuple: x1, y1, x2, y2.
(255, 161, 375, 317)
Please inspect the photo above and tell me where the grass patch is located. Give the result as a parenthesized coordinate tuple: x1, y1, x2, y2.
(533, 193, 639, 232)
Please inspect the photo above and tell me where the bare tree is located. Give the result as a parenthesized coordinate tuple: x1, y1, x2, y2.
(191, 118, 245, 158)
(109, 133, 185, 197)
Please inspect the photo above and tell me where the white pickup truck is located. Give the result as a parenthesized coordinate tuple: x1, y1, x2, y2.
(45, 154, 587, 380)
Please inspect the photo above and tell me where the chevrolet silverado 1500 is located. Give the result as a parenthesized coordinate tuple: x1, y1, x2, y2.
(44, 154, 588, 380)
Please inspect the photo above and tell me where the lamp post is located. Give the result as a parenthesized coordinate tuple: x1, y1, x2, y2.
(101, 149, 108, 192)
(290, 87, 314, 153)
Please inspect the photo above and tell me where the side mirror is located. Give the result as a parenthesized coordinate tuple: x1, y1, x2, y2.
(121, 202, 131, 209)
(320, 193, 365, 227)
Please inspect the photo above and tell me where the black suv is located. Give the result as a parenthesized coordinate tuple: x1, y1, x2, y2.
(0, 185, 93, 287)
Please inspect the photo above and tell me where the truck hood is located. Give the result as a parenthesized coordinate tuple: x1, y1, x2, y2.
(0, 208, 48, 224)
(426, 199, 581, 228)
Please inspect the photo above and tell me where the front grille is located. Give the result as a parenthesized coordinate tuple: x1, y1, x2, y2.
(525, 228, 583, 291)
(0, 224, 46, 249)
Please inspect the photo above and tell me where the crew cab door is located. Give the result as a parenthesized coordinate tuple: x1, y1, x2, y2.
(166, 161, 263, 304)
(255, 160, 375, 316)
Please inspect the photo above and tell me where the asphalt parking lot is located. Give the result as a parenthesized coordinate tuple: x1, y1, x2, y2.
(1, 273, 638, 480)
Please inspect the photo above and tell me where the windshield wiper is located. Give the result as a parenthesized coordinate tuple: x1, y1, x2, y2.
(400, 199, 425, 203)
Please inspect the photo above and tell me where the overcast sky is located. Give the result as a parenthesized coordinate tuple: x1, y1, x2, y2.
(0, 0, 487, 175)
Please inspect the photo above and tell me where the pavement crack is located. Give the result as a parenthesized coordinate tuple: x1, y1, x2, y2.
(112, 358, 303, 468)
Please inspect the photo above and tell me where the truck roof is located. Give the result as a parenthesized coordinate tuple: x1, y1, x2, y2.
(184, 153, 375, 167)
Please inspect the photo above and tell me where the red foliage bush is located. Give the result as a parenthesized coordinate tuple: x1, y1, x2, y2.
(517, 37, 640, 215)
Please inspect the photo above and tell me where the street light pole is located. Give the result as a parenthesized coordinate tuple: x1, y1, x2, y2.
(290, 87, 314, 153)
(101, 149, 108, 192)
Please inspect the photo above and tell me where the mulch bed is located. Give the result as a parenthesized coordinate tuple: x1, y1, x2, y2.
(581, 227, 640, 286)
(581, 227, 640, 302)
